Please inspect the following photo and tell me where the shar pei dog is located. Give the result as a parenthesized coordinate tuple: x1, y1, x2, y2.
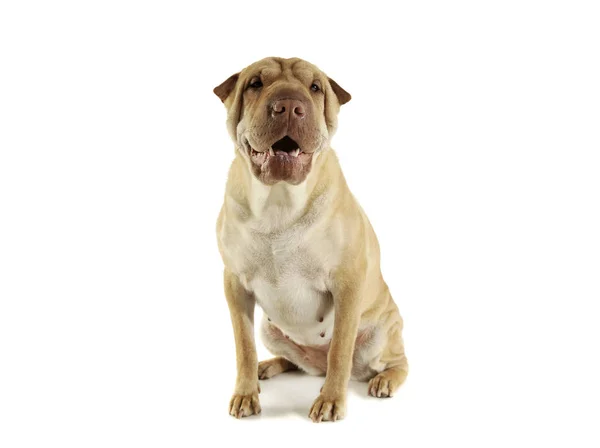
(214, 57, 408, 422)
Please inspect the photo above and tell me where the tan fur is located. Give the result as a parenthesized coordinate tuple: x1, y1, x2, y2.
(215, 57, 408, 422)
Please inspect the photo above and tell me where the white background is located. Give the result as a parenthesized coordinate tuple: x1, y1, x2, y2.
(1, 1, 599, 446)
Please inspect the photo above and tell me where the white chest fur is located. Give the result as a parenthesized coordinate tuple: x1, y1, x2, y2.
(219, 180, 339, 346)
(249, 240, 334, 346)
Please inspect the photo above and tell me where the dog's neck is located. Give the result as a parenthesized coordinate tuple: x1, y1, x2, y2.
(247, 174, 310, 220)
(227, 149, 339, 232)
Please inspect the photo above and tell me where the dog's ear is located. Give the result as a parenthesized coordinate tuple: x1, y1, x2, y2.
(328, 77, 351, 105)
(213, 73, 240, 103)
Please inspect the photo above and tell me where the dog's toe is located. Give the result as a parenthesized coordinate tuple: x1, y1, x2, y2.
(258, 357, 297, 380)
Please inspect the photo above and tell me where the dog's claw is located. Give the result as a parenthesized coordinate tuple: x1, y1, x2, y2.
(309, 394, 345, 422)
(229, 389, 261, 419)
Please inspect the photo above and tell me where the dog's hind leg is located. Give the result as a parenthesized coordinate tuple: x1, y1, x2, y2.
(367, 316, 408, 398)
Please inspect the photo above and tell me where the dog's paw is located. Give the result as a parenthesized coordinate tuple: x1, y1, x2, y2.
(258, 359, 281, 380)
(228, 389, 261, 419)
(258, 357, 295, 380)
(308, 393, 346, 422)
(368, 367, 406, 398)
(368, 371, 397, 398)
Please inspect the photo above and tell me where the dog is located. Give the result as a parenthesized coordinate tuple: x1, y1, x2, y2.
(214, 57, 408, 422)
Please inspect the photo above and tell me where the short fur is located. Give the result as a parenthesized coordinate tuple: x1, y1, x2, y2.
(215, 57, 408, 422)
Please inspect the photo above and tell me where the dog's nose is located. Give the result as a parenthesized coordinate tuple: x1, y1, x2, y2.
(272, 99, 306, 119)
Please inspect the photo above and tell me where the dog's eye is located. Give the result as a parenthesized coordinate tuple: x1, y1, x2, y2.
(310, 83, 320, 92)
(249, 78, 263, 89)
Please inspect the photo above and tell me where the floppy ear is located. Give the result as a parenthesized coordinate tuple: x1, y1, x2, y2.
(213, 73, 240, 103)
(328, 77, 351, 105)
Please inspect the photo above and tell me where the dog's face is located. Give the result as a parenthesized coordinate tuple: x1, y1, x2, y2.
(214, 57, 351, 185)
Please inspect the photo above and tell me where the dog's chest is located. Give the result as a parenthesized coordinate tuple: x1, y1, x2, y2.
(225, 223, 336, 346)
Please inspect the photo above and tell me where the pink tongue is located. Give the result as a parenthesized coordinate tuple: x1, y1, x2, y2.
(275, 150, 288, 155)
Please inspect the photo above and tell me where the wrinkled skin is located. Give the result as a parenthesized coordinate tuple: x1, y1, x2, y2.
(214, 57, 350, 185)
(214, 57, 407, 423)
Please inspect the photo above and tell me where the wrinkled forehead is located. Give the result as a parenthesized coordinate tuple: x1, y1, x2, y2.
(241, 57, 324, 84)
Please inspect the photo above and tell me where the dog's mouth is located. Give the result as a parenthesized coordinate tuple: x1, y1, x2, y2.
(271, 136, 301, 157)
(245, 134, 317, 184)
(249, 135, 304, 160)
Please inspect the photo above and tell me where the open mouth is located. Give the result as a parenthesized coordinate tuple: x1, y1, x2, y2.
(271, 136, 301, 157)
(249, 135, 304, 161)
(246, 134, 315, 184)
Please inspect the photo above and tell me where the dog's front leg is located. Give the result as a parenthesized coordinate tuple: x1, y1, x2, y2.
(224, 269, 261, 418)
(309, 282, 361, 422)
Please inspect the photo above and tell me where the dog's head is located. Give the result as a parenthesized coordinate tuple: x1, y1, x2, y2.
(214, 57, 351, 185)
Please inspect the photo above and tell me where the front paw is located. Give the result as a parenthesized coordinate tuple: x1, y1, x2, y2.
(229, 388, 261, 419)
(308, 393, 346, 422)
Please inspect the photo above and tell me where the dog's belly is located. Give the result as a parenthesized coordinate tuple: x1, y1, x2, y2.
(250, 274, 334, 347)
(261, 316, 387, 380)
